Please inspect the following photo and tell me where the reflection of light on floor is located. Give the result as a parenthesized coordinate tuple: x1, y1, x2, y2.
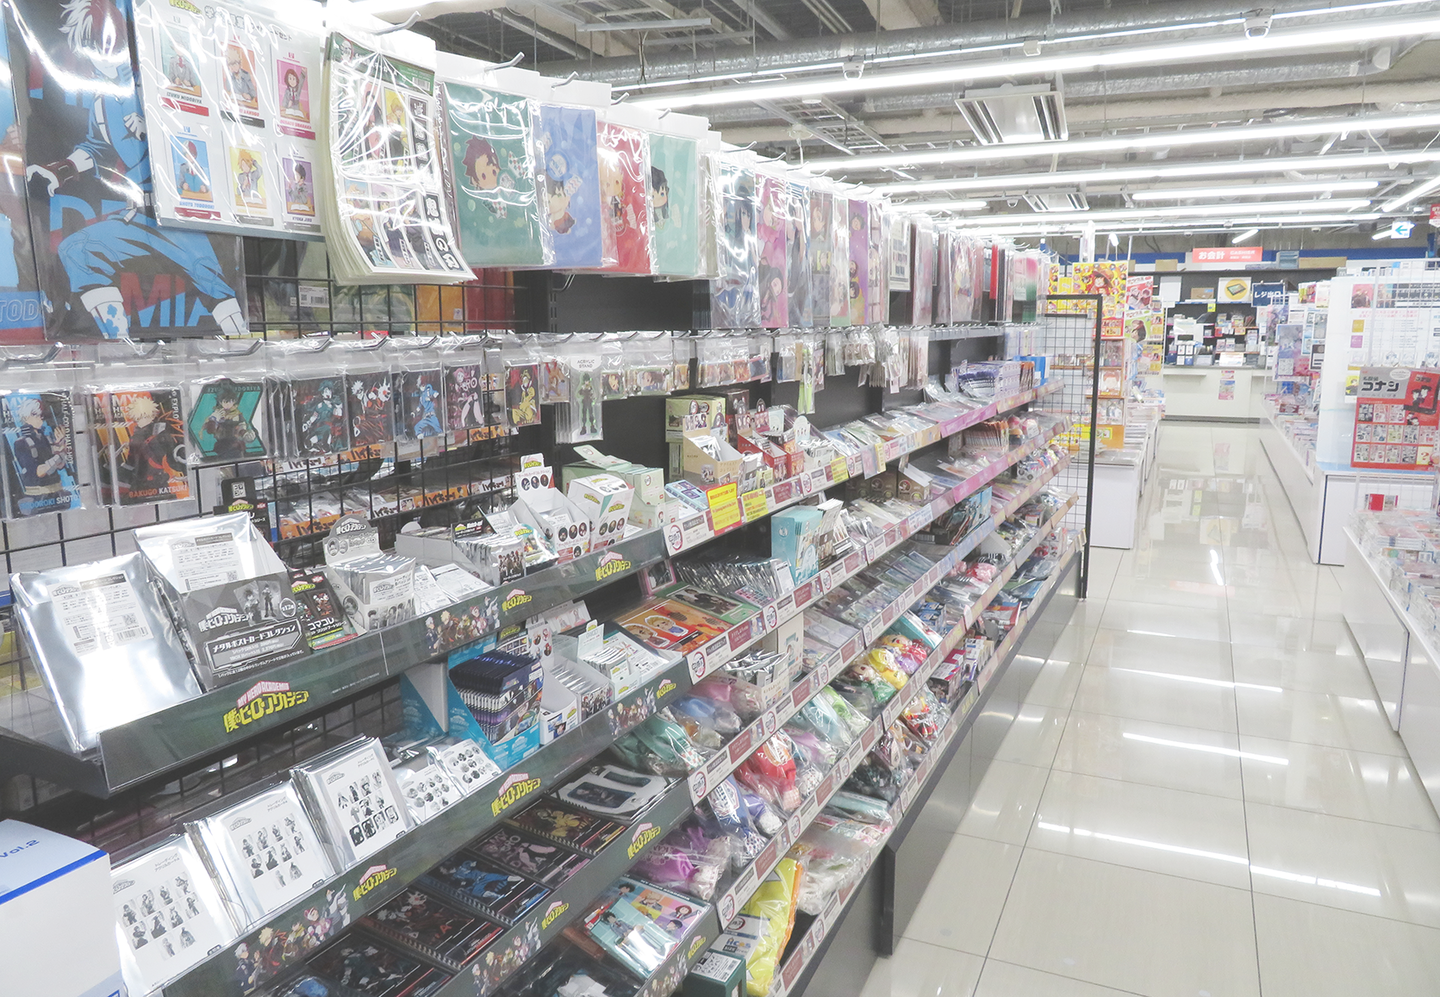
(1210, 548, 1225, 587)
(1111, 667, 1283, 694)
(1121, 732, 1288, 765)
(1034, 822, 1381, 897)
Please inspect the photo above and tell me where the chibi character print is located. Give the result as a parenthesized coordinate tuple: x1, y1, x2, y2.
(462, 138, 519, 218)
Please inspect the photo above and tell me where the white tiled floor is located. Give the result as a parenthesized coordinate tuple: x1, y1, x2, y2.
(860, 424, 1440, 996)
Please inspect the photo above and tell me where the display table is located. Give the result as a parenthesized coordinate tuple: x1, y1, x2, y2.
(1086, 413, 1161, 549)
(1160, 366, 1269, 419)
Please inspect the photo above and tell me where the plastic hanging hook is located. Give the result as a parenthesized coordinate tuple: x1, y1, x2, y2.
(374, 11, 422, 34)
(554, 71, 580, 87)
(498, 51, 525, 69)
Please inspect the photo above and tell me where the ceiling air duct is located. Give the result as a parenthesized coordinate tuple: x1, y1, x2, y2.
(955, 83, 1069, 145)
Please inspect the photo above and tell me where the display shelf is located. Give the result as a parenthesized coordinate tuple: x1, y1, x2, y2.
(160, 655, 694, 997)
(157, 427, 1072, 997)
(0, 384, 1062, 797)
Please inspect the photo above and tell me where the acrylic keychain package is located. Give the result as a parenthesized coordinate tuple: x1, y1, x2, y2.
(500, 338, 542, 428)
(188, 779, 335, 928)
(319, 27, 470, 284)
(440, 337, 489, 433)
(273, 340, 350, 458)
(626, 332, 674, 396)
(390, 339, 447, 441)
(340, 342, 398, 450)
(556, 351, 603, 443)
(537, 334, 573, 405)
(600, 337, 628, 400)
(184, 346, 270, 465)
(292, 736, 414, 869)
(481, 341, 512, 430)
(595, 115, 654, 275)
(711, 154, 759, 329)
(111, 833, 239, 996)
(11, 553, 204, 754)
(0, 374, 83, 519)
(441, 72, 552, 268)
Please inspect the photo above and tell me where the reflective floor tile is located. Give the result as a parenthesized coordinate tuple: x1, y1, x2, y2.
(1086, 628, 1234, 681)
(859, 938, 985, 997)
(1098, 599, 1231, 643)
(1229, 644, 1373, 699)
(992, 703, 1070, 768)
(1052, 710, 1244, 800)
(988, 850, 1260, 997)
(902, 834, 1023, 956)
(1234, 685, 1405, 756)
(972, 961, 1145, 997)
(957, 760, 1052, 846)
(1072, 665, 1239, 734)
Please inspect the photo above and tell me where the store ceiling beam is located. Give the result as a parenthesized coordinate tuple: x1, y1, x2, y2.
(536, 0, 1440, 84)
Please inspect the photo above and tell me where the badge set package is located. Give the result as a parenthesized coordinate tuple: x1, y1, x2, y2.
(133, 0, 325, 238)
(320, 28, 469, 283)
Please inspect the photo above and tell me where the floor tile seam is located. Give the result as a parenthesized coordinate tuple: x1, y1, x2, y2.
(1057, 699, 1240, 736)
(975, 957, 1155, 997)
(1242, 797, 1440, 840)
(1041, 758, 1247, 805)
(1230, 727, 1411, 760)
(1020, 829, 1258, 893)
(1251, 891, 1440, 935)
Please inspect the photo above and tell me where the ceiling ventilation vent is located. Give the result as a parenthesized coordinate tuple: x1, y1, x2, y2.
(1023, 191, 1088, 212)
(956, 83, 1068, 145)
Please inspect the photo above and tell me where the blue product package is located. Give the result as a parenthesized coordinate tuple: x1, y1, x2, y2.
(536, 104, 602, 268)
(771, 507, 822, 583)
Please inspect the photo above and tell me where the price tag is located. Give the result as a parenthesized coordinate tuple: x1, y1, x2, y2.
(864, 537, 883, 563)
(687, 648, 708, 681)
(707, 482, 742, 533)
(762, 707, 778, 737)
(728, 620, 755, 650)
(772, 481, 793, 505)
(817, 571, 831, 594)
(727, 726, 757, 763)
(679, 512, 711, 551)
(847, 454, 864, 478)
(764, 604, 779, 631)
(799, 472, 814, 495)
(884, 525, 900, 548)
(909, 510, 930, 534)
(863, 620, 881, 645)
(687, 767, 710, 804)
(741, 488, 770, 522)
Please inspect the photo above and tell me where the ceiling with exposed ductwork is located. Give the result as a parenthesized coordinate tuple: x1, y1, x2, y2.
(396, 0, 1440, 247)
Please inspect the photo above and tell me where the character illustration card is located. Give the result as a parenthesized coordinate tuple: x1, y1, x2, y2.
(505, 363, 541, 427)
(157, 26, 204, 103)
(221, 42, 263, 125)
(292, 377, 348, 456)
(282, 156, 317, 220)
(346, 371, 395, 448)
(756, 174, 788, 328)
(649, 133, 698, 278)
(711, 160, 758, 329)
(308, 937, 450, 997)
(188, 379, 265, 462)
(787, 181, 813, 328)
(597, 121, 652, 274)
(536, 104, 602, 269)
(7, 0, 248, 340)
(111, 388, 190, 504)
(444, 362, 486, 431)
(231, 146, 269, 217)
(848, 199, 869, 326)
(398, 368, 445, 439)
(277, 59, 311, 133)
(444, 83, 547, 267)
(1, 390, 80, 517)
(360, 890, 503, 970)
(809, 190, 832, 326)
(171, 134, 216, 208)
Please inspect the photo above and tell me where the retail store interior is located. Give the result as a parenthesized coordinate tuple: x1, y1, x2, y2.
(1, 0, 1440, 995)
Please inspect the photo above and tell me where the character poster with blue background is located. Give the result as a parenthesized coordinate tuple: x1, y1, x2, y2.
(6, 0, 248, 340)
(0, 21, 45, 342)
(536, 103, 601, 269)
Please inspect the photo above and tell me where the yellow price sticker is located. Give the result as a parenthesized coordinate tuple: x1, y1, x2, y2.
(829, 457, 847, 482)
(741, 488, 769, 521)
(707, 482, 742, 533)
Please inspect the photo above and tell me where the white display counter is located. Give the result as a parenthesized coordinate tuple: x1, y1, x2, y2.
(1160, 366, 1270, 419)
(1088, 415, 1161, 549)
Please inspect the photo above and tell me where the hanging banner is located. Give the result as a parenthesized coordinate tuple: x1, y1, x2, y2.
(1353, 366, 1440, 469)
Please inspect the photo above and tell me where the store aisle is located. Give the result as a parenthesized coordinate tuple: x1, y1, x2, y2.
(861, 424, 1440, 997)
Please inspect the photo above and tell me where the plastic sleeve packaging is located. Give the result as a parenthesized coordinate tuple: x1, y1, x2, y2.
(291, 736, 415, 869)
(11, 552, 202, 753)
(650, 133, 700, 278)
(808, 189, 833, 327)
(756, 173, 789, 329)
(828, 192, 851, 328)
(596, 119, 653, 274)
(0, 387, 83, 518)
(84, 382, 192, 507)
(912, 214, 937, 325)
(787, 180, 814, 328)
(320, 28, 470, 284)
(733, 856, 802, 997)
(710, 156, 759, 329)
(443, 81, 552, 267)
(536, 103, 604, 268)
(132, 0, 323, 238)
(867, 203, 887, 325)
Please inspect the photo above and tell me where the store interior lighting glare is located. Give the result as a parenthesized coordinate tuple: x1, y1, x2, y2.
(946, 211, 1388, 238)
(1130, 180, 1381, 200)
(1231, 228, 1260, 244)
(635, 12, 1440, 110)
(921, 198, 1375, 222)
(1380, 175, 1440, 211)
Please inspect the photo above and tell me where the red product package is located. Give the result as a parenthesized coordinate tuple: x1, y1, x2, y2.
(597, 121, 653, 274)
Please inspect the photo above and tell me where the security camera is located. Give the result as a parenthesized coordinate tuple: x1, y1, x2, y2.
(1244, 11, 1273, 38)
(1006, 197, 1019, 207)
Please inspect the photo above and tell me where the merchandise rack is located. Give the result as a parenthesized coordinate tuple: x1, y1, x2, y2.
(0, 384, 1062, 798)
(151, 398, 1073, 997)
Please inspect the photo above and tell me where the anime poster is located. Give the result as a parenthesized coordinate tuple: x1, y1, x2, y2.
(596, 120, 652, 274)
(443, 82, 548, 267)
(1, 390, 81, 517)
(110, 388, 190, 504)
(711, 157, 758, 329)
(7, 0, 248, 340)
(291, 376, 348, 456)
(756, 174, 788, 328)
(847, 199, 868, 326)
(325, 32, 468, 283)
(911, 215, 935, 325)
(787, 181, 812, 328)
(133, 0, 324, 238)
(867, 204, 886, 324)
(536, 103, 602, 269)
(397, 368, 445, 439)
(1352, 367, 1440, 470)
(0, 21, 44, 342)
(829, 194, 850, 327)
(649, 133, 698, 278)
(809, 189, 832, 327)
(188, 378, 266, 462)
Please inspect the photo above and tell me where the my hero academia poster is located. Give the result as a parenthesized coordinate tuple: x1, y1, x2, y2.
(6, 0, 248, 340)
(0, 24, 44, 342)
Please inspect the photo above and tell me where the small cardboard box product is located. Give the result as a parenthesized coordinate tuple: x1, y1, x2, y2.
(685, 949, 746, 997)
(666, 395, 728, 442)
(0, 820, 120, 997)
(681, 429, 744, 487)
(771, 507, 823, 582)
(510, 488, 592, 562)
(760, 611, 804, 682)
(322, 516, 417, 633)
(565, 473, 634, 550)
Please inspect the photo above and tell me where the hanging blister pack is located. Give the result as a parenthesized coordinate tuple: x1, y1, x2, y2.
(0, 385, 82, 518)
(711, 155, 760, 329)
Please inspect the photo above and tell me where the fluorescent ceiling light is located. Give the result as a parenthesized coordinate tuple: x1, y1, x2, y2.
(917, 199, 989, 211)
(877, 150, 1440, 195)
(945, 211, 1387, 236)
(1381, 174, 1440, 211)
(636, 14, 1440, 110)
(1232, 228, 1260, 244)
(812, 112, 1440, 173)
(1132, 180, 1380, 200)
(922, 198, 1374, 222)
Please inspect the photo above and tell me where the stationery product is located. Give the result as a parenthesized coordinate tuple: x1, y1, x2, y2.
(471, 826, 591, 885)
(359, 889, 504, 971)
(537, 103, 603, 269)
(596, 120, 652, 274)
(649, 132, 699, 279)
(504, 800, 627, 854)
(307, 936, 451, 997)
(394, 755, 464, 824)
(556, 765, 669, 819)
(111, 835, 238, 995)
(189, 781, 334, 927)
(292, 737, 414, 868)
(429, 738, 501, 794)
(420, 855, 550, 923)
(11, 553, 203, 754)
